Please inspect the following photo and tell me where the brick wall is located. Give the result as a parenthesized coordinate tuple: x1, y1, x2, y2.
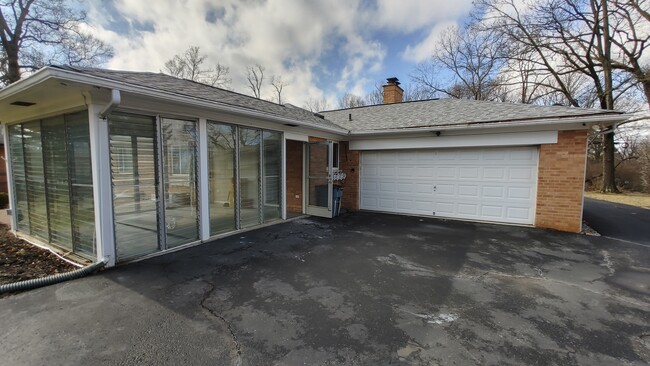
(285, 140, 303, 213)
(535, 130, 588, 233)
(338, 142, 360, 211)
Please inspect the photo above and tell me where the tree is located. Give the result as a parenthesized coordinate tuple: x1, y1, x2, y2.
(475, 0, 650, 192)
(246, 64, 264, 98)
(303, 97, 331, 112)
(338, 93, 366, 109)
(0, 0, 113, 85)
(270, 75, 288, 104)
(163, 46, 231, 89)
(411, 25, 506, 101)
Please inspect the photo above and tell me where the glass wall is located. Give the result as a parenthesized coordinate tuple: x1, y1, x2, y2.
(109, 114, 160, 260)
(207, 122, 237, 235)
(8, 125, 29, 233)
(263, 131, 282, 221)
(7, 112, 95, 257)
(161, 118, 199, 247)
(42, 116, 73, 250)
(66, 113, 96, 256)
(239, 128, 261, 228)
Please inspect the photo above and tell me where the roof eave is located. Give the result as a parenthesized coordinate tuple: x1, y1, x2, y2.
(348, 113, 629, 136)
(1, 66, 349, 135)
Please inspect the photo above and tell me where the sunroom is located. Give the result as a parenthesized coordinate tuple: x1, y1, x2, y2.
(0, 66, 348, 267)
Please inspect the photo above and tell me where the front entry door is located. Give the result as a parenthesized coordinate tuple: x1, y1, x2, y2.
(305, 140, 333, 218)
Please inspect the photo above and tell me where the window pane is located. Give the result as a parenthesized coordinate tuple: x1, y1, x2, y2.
(239, 128, 261, 228)
(207, 122, 236, 235)
(66, 112, 96, 256)
(42, 116, 73, 250)
(161, 118, 199, 247)
(22, 121, 49, 241)
(8, 125, 29, 232)
(263, 130, 282, 222)
(109, 114, 160, 260)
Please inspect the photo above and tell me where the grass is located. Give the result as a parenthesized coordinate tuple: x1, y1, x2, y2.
(585, 191, 650, 209)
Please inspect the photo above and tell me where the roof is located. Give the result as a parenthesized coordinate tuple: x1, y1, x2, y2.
(320, 98, 624, 132)
(48, 66, 345, 132)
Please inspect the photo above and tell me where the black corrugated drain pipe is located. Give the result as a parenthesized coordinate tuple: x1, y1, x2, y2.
(0, 259, 107, 294)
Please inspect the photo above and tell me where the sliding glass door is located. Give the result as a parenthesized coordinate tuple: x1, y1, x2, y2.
(207, 122, 237, 235)
(239, 128, 262, 228)
(161, 118, 199, 247)
(109, 114, 160, 260)
(263, 131, 282, 222)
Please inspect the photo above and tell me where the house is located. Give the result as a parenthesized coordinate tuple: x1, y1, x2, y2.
(0, 67, 627, 267)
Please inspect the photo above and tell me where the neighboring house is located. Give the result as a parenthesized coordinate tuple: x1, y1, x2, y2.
(0, 67, 626, 267)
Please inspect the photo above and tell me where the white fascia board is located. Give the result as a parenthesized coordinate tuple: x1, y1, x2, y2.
(22, 67, 349, 135)
(284, 131, 309, 142)
(349, 130, 558, 150)
(348, 113, 628, 136)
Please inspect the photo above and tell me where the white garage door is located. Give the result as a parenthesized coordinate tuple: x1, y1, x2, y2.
(360, 146, 539, 225)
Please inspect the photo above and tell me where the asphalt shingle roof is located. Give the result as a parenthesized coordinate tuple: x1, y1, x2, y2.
(320, 98, 623, 132)
(52, 66, 344, 132)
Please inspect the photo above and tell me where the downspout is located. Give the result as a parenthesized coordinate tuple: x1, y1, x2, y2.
(99, 89, 121, 119)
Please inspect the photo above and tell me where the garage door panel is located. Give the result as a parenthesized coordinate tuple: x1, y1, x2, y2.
(508, 187, 532, 199)
(361, 146, 538, 225)
(509, 167, 535, 180)
(458, 185, 479, 197)
(436, 167, 456, 179)
(459, 167, 480, 179)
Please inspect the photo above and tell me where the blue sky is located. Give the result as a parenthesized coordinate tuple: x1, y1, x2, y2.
(84, 0, 475, 107)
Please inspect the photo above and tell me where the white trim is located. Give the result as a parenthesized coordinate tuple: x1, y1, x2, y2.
(198, 118, 210, 240)
(3, 123, 17, 230)
(284, 131, 309, 142)
(349, 130, 558, 150)
(88, 104, 116, 267)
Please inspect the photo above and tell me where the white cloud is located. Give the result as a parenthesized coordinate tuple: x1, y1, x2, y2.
(401, 21, 458, 63)
(85, 0, 474, 105)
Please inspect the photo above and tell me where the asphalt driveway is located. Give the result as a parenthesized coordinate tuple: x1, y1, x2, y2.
(584, 197, 650, 246)
(1, 213, 650, 365)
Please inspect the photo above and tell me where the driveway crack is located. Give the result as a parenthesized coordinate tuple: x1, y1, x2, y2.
(200, 280, 242, 366)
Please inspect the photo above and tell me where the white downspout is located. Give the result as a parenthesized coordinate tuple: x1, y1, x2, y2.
(99, 89, 121, 119)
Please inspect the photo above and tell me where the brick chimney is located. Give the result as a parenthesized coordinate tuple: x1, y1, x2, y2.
(383, 77, 403, 104)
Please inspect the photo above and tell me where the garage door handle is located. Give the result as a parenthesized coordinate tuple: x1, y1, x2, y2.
(433, 185, 437, 191)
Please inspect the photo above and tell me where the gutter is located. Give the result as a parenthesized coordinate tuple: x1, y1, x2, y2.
(1, 67, 349, 135)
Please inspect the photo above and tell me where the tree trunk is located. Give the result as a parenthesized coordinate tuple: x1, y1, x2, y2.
(6, 42, 21, 83)
(599, 0, 618, 193)
(601, 131, 618, 192)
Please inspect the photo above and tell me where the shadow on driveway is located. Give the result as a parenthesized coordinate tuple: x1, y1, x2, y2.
(1, 212, 650, 365)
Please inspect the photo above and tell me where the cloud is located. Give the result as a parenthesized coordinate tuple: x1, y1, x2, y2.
(401, 21, 459, 63)
(85, 0, 474, 105)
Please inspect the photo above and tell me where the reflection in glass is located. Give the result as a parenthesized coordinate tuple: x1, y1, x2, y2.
(161, 118, 199, 247)
(207, 122, 237, 235)
(263, 131, 282, 221)
(239, 128, 261, 228)
(22, 121, 49, 241)
(109, 114, 160, 260)
(42, 115, 73, 250)
(66, 112, 96, 256)
(8, 125, 30, 233)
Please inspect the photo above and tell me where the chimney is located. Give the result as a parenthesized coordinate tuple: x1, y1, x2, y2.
(383, 77, 403, 104)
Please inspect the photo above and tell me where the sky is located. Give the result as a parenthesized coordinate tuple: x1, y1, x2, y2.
(83, 0, 475, 107)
